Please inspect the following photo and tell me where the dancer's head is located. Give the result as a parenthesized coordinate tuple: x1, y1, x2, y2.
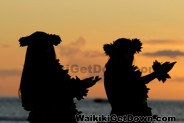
(103, 38, 142, 65)
(19, 31, 61, 62)
(19, 31, 61, 110)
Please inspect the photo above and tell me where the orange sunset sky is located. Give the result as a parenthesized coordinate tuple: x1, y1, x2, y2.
(0, 1, 184, 100)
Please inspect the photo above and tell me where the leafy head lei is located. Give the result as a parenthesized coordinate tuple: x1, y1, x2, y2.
(103, 38, 142, 56)
(19, 31, 61, 47)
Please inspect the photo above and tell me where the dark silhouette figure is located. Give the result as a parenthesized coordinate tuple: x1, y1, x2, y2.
(103, 38, 176, 123)
(19, 31, 101, 123)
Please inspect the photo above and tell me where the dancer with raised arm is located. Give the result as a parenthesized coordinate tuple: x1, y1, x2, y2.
(19, 31, 101, 123)
(103, 38, 176, 123)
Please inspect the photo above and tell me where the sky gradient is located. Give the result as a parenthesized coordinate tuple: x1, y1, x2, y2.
(0, 1, 184, 100)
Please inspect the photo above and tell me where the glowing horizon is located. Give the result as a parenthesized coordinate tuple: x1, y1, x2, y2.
(0, 1, 184, 100)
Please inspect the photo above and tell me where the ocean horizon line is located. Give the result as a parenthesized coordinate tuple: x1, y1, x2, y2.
(0, 96, 184, 102)
(82, 97, 184, 102)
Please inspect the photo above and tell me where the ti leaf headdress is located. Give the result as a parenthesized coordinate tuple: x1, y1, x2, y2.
(19, 31, 61, 47)
(103, 38, 142, 56)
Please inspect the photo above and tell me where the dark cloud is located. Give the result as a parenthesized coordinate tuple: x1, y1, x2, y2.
(84, 51, 105, 57)
(59, 37, 85, 56)
(171, 77, 184, 82)
(0, 69, 21, 77)
(1, 44, 11, 48)
(145, 40, 176, 44)
(69, 37, 85, 46)
(59, 37, 104, 57)
(60, 46, 80, 56)
(143, 50, 184, 58)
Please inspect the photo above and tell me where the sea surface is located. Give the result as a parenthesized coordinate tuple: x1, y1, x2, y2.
(0, 97, 183, 123)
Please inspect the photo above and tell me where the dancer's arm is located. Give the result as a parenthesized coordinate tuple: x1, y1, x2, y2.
(140, 72, 157, 84)
(140, 61, 176, 84)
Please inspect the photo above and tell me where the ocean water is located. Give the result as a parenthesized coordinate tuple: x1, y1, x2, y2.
(0, 97, 183, 123)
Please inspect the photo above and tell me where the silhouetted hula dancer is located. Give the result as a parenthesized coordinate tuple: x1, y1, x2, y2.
(19, 31, 101, 123)
(103, 38, 176, 123)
